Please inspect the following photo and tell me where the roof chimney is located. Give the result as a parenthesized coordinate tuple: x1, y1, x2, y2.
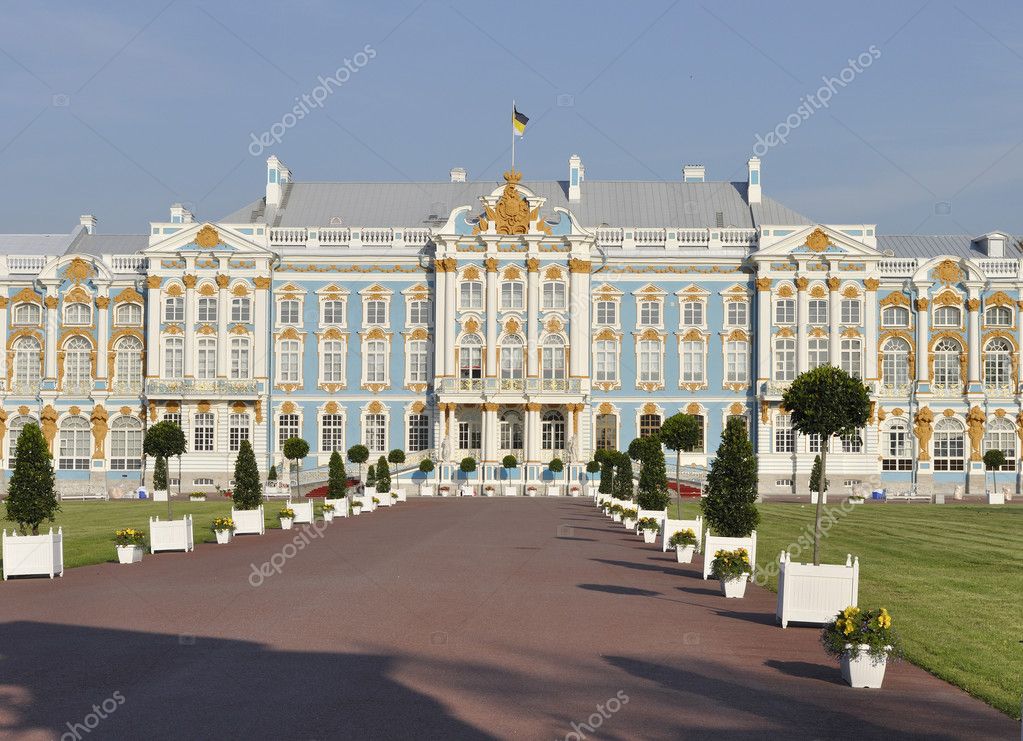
(79, 215, 97, 234)
(449, 167, 466, 183)
(747, 156, 761, 204)
(568, 154, 583, 202)
(682, 164, 705, 182)
(266, 155, 291, 208)
(169, 204, 194, 224)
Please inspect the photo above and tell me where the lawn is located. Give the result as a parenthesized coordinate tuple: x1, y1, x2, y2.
(0, 499, 284, 570)
(673, 499, 1023, 718)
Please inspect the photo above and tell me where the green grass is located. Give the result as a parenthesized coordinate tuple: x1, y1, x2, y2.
(0, 499, 286, 569)
(672, 499, 1023, 718)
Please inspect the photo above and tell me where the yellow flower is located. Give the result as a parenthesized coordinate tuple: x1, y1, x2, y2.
(842, 606, 860, 619)
(843, 622, 855, 635)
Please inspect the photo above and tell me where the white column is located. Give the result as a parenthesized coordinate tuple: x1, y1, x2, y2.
(44, 289, 58, 380)
(575, 263, 591, 377)
(482, 403, 497, 463)
(146, 277, 161, 376)
(828, 278, 841, 366)
(525, 403, 541, 462)
(183, 276, 196, 377)
(915, 293, 929, 384)
(434, 265, 447, 377)
(0, 298, 9, 382)
(527, 261, 539, 376)
(444, 261, 456, 377)
(796, 278, 808, 373)
(756, 280, 770, 381)
(485, 263, 497, 376)
(864, 279, 878, 382)
(253, 279, 269, 379)
(967, 292, 981, 385)
(96, 294, 110, 380)
(217, 277, 230, 377)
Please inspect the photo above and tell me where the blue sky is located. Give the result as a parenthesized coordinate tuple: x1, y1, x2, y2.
(1, 0, 1022, 236)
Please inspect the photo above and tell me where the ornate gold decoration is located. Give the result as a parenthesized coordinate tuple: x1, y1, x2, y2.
(841, 286, 860, 299)
(868, 401, 876, 423)
(280, 401, 297, 414)
(914, 407, 933, 461)
(11, 287, 42, 306)
(933, 290, 962, 308)
(934, 258, 963, 285)
(503, 266, 522, 281)
(864, 278, 880, 291)
(597, 402, 614, 415)
(995, 408, 1006, 418)
(182, 274, 197, 289)
(777, 285, 794, 298)
(967, 298, 980, 312)
(1016, 411, 1023, 446)
(681, 328, 704, 341)
(215, 274, 230, 288)
(197, 324, 216, 335)
(755, 277, 771, 291)
(526, 257, 539, 273)
(827, 277, 840, 291)
(877, 406, 887, 422)
(569, 258, 592, 274)
(365, 327, 388, 340)
(40, 404, 57, 453)
(545, 317, 563, 333)
(544, 265, 564, 280)
(985, 290, 1014, 308)
(685, 402, 701, 416)
(892, 408, 905, 417)
(229, 401, 246, 414)
(805, 228, 830, 252)
(809, 285, 827, 299)
(0, 297, 7, 309)
(463, 265, 481, 281)
(65, 257, 93, 284)
(809, 327, 828, 338)
(493, 170, 530, 234)
(777, 327, 795, 338)
(484, 257, 498, 273)
(254, 276, 271, 289)
(760, 399, 769, 424)
(505, 317, 521, 334)
(166, 284, 183, 297)
(525, 402, 542, 412)
(146, 276, 162, 289)
(409, 327, 429, 341)
(641, 403, 659, 415)
(195, 225, 220, 248)
(879, 291, 909, 308)
(197, 400, 211, 414)
(795, 277, 809, 291)
(65, 286, 91, 305)
(967, 406, 986, 461)
(95, 296, 109, 310)
(915, 298, 929, 311)
(726, 329, 749, 341)
(464, 318, 480, 334)
(44, 296, 58, 309)
(367, 400, 383, 414)
(840, 327, 861, 338)
(638, 327, 661, 341)
(231, 283, 249, 297)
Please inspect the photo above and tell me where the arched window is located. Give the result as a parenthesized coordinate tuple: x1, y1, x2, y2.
(808, 337, 828, 370)
(985, 306, 1012, 326)
(595, 413, 617, 451)
(12, 302, 41, 325)
(500, 334, 524, 383)
(500, 281, 524, 310)
(7, 415, 35, 466)
(229, 413, 250, 452)
(164, 336, 183, 379)
(933, 305, 961, 327)
(594, 339, 618, 383)
(13, 336, 41, 390)
(63, 302, 91, 325)
(541, 335, 566, 384)
(231, 296, 251, 323)
(881, 306, 909, 327)
(459, 334, 483, 380)
(197, 337, 216, 379)
(164, 295, 184, 322)
(63, 336, 92, 390)
(541, 410, 565, 450)
(840, 338, 862, 378)
(58, 416, 90, 470)
(500, 410, 523, 451)
(459, 280, 483, 309)
(882, 420, 912, 470)
(542, 281, 566, 310)
(230, 337, 250, 379)
(115, 303, 142, 325)
(983, 417, 1016, 471)
(774, 337, 795, 381)
(984, 338, 1012, 389)
(323, 340, 345, 383)
(279, 339, 301, 383)
(933, 337, 962, 388)
(110, 416, 143, 470)
(933, 418, 965, 471)
(639, 413, 661, 438)
(882, 338, 910, 388)
(115, 336, 143, 390)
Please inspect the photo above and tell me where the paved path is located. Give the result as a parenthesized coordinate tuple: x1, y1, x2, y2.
(0, 499, 1016, 740)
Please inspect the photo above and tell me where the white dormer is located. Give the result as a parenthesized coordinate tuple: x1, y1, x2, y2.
(747, 157, 761, 204)
(974, 231, 1010, 257)
(683, 164, 705, 182)
(266, 155, 291, 208)
(568, 154, 583, 202)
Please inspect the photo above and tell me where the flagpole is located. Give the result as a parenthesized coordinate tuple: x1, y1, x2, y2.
(511, 99, 516, 171)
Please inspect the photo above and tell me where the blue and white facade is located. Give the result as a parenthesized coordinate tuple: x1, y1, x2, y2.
(0, 154, 1019, 498)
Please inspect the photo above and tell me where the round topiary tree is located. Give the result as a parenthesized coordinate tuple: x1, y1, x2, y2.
(782, 365, 870, 564)
(612, 452, 634, 501)
(701, 416, 759, 538)
(586, 459, 601, 475)
(283, 437, 310, 500)
(459, 457, 477, 475)
(375, 455, 391, 494)
(143, 419, 186, 518)
(418, 458, 434, 475)
(501, 454, 518, 481)
(659, 413, 702, 510)
(5, 423, 58, 535)
(347, 444, 369, 482)
(327, 450, 347, 499)
(548, 457, 564, 481)
(636, 438, 669, 511)
(232, 439, 262, 510)
(983, 448, 1007, 495)
(387, 449, 406, 465)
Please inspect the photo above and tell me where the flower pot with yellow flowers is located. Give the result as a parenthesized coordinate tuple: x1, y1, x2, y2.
(822, 606, 902, 688)
(278, 507, 295, 530)
(211, 517, 235, 544)
(114, 528, 146, 564)
(711, 548, 751, 598)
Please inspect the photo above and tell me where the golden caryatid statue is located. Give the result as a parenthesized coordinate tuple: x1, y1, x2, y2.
(90, 404, 109, 459)
(967, 406, 986, 461)
(492, 170, 530, 235)
(40, 404, 58, 453)
(914, 407, 933, 461)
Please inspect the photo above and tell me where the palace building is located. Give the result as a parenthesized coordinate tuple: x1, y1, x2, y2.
(0, 154, 1018, 498)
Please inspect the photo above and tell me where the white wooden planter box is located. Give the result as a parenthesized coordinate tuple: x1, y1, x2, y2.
(458, 484, 475, 497)
(3, 528, 64, 579)
(420, 485, 435, 497)
(662, 516, 703, 553)
(324, 498, 348, 517)
(776, 552, 859, 628)
(987, 490, 1005, 505)
(152, 489, 169, 502)
(636, 508, 668, 534)
(376, 491, 393, 506)
(394, 488, 407, 503)
(288, 501, 314, 523)
(703, 531, 757, 581)
(503, 485, 518, 497)
(545, 485, 562, 497)
(587, 483, 599, 498)
(232, 506, 265, 535)
(354, 494, 375, 512)
(149, 516, 195, 553)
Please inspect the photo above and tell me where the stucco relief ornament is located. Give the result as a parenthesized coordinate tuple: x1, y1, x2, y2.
(804, 228, 830, 253)
(967, 406, 986, 461)
(933, 259, 963, 285)
(494, 171, 530, 235)
(65, 257, 93, 285)
(913, 407, 933, 461)
(90, 405, 108, 459)
(195, 225, 220, 248)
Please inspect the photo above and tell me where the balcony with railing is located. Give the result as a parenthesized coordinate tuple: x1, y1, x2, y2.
(437, 377, 582, 395)
(145, 378, 261, 397)
(110, 380, 144, 396)
(6, 255, 47, 273)
(269, 226, 431, 250)
(111, 255, 147, 273)
(593, 226, 756, 252)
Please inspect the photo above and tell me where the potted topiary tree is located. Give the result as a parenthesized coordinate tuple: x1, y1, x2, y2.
(417, 458, 435, 496)
(547, 458, 564, 496)
(459, 457, 476, 496)
(598, 450, 616, 498)
(283, 437, 310, 501)
(231, 439, 265, 536)
(983, 448, 1007, 504)
(658, 413, 702, 516)
(387, 449, 406, 501)
(375, 455, 392, 504)
(366, 464, 377, 491)
(501, 454, 518, 496)
(612, 451, 634, 502)
(325, 450, 348, 516)
(636, 437, 669, 512)
(143, 420, 186, 516)
(347, 444, 369, 488)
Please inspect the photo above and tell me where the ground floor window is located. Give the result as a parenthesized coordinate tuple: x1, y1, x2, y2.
(58, 417, 90, 470)
(595, 414, 617, 451)
(278, 413, 300, 448)
(458, 420, 482, 450)
(933, 418, 964, 471)
(839, 428, 863, 454)
(407, 414, 429, 452)
(983, 419, 1016, 471)
(229, 414, 250, 452)
(639, 413, 661, 438)
(193, 413, 214, 452)
(364, 413, 387, 453)
(321, 414, 345, 453)
(882, 421, 912, 471)
(499, 411, 523, 450)
(110, 417, 143, 470)
(774, 414, 794, 453)
(542, 410, 565, 450)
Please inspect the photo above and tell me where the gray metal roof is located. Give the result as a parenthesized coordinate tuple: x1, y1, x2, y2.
(877, 235, 987, 260)
(65, 233, 149, 256)
(220, 180, 813, 229)
(0, 233, 78, 255)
